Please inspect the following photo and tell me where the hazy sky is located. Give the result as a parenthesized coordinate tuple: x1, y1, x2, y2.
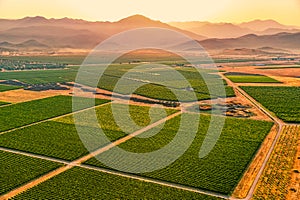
(0, 0, 299, 25)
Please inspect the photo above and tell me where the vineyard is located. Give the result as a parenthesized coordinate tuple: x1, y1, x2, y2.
(86, 114, 273, 195)
(0, 60, 234, 102)
(253, 125, 300, 200)
(0, 103, 174, 160)
(241, 86, 300, 123)
(96, 65, 235, 101)
(0, 151, 63, 195)
(0, 95, 108, 132)
(12, 167, 221, 200)
(225, 72, 280, 83)
(0, 69, 78, 84)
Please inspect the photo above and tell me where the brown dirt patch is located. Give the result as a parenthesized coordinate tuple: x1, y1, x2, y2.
(0, 88, 72, 103)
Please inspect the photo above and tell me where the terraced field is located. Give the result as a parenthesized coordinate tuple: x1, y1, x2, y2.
(12, 167, 221, 200)
(225, 72, 280, 83)
(241, 86, 300, 123)
(86, 114, 273, 195)
(0, 95, 108, 132)
(253, 125, 300, 200)
(0, 151, 63, 195)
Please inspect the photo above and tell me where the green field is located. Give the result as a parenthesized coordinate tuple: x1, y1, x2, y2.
(0, 84, 21, 92)
(241, 86, 300, 123)
(0, 122, 108, 161)
(0, 103, 175, 160)
(0, 151, 63, 195)
(86, 114, 273, 195)
(0, 95, 108, 132)
(13, 167, 221, 200)
(96, 66, 235, 101)
(55, 103, 177, 131)
(225, 73, 280, 83)
(0, 55, 86, 65)
(0, 62, 234, 101)
(0, 69, 77, 84)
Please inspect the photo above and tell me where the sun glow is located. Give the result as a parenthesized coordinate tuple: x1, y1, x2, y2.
(0, 0, 299, 25)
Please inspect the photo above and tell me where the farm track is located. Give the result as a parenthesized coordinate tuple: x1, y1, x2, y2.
(221, 73, 286, 200)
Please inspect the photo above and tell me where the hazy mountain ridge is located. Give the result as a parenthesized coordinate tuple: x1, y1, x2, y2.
(0, 15, 206, 50)
(169, 19, 300, 38)
(0, 15, 299, 51)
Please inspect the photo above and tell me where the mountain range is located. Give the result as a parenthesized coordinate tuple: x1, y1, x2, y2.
(169, 19, 300, 38)
(0, 15, 299, 52)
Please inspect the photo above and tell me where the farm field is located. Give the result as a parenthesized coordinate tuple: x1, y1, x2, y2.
(241, 86, 300, 123)
(0, 150, 63, 195)
(0, 55, 295, 199)
(0, 62, 234, 101)
(253, 125, 300, 200)
(0, 55, 87, 65)
(0, 69, 78, 84)
(0, 95, 109, 132)
(96, 65, 235, 101)
(0, 103, 175, 160)
(225, 72, 280, 83)
(12, 167, 221, 200)
(86, 114, 274, 195)
(0, 84, 21, 92)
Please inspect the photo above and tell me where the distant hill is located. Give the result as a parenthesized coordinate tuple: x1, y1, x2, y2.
(0, 15, 299, 51)
(0, 40, 49, 50)
(238, 19, 298, 32)
(0, 15, 206, 50)
(169, 19, 300, 39)
(220, 48, 289, 56)
(169, 22, 252, 38)
(172, 32, 300, 51)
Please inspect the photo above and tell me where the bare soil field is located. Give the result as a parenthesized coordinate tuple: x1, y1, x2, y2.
(222, 65, 300, 86)
(0, 89, 72, 103)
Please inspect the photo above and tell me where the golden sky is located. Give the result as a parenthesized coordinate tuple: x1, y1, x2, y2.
(0, 0, 299, 25)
